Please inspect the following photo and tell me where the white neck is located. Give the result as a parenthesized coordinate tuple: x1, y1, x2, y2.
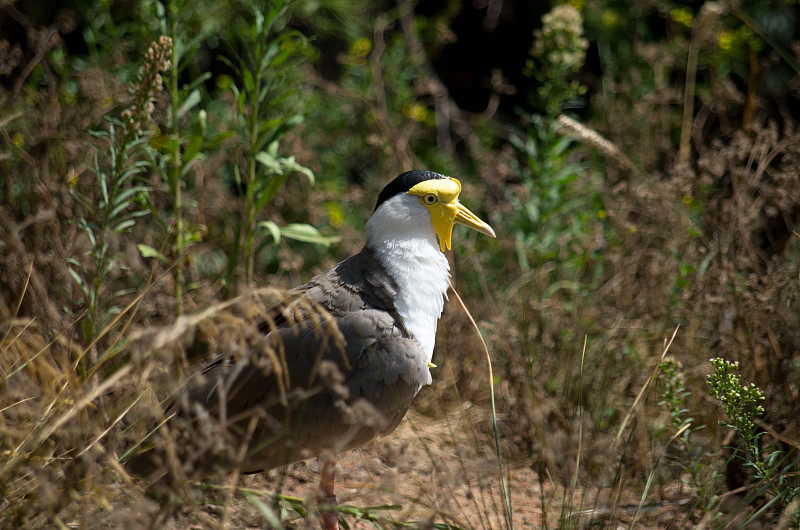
(365, 195, 451, 360)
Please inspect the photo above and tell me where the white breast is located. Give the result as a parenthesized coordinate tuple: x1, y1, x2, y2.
(364, 194, 451, 360)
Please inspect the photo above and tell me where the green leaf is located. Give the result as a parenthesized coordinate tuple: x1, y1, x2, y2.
(261, 114, 303, 147)
(178, 89, 202, 120)
(114, 185, 149, 206)
(217, 55, 241, 77)
(254, 150, 283, 174)
(98, 170, 109, 205)
(262, 0, 288, 31)
(137, 244, 169, 264)
(111, 218, 137, 233)
(280, 156, 315, 185)
(236, 89, 247, 115)
(108, 201, 132, 224)
(242, 69, 255, 93)
(280, 223, 340, 247)
(257, 220, 281, 244)
(183, 72, 212, 97)
(265, 45, 295, 70)
(207, 131, 235, 150)
(244, 493, 283, 529)
(256, 118, 283, 138)
(78, 219, 98, 248)
(256, 173, 290, 211)
(65, 257, 85, 271)
(148, 133, 172, 153)
(102, 305, 122, 320)
(111, 287, 137, 298)
(66, 264, 89, 297)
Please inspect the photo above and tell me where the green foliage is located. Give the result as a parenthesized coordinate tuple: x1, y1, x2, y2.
(148, 0, 215, 315)
(658, 358, 711, 504)
(67, 123, 150, 358)
(526, 4, 589, 115)
(257, 220, 340, 248)
(65, 37, 172, 363)
(221, 0, 320, 286)
(301, 7, 460, 189)
(508, 117, 602, 280)
(73, 0, 160, 74)
(659, 358, 695, 436)
(509, 4, 601, 282)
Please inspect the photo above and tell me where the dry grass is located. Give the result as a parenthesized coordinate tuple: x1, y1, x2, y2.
(4, 115, 799, 526)
(0, 304, 697, 529)
(2, 1, 800, 527)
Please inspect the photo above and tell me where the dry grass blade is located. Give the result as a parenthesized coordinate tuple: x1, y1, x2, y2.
(0, 396, 36, 415)
(566, 336, 587, 522)
(122, 286, 357, 490)
(78, 392, 145, 458)
(629, 422, 692, 528)
(2, 315, 83, 382)
(1, 317, 35, 359)
(616, 325, 680, 442)
(0, 259, 34, 349)
(18, 366, 131, 465)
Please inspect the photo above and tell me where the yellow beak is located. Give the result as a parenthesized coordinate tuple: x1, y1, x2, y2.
(429, 200, 495, 252)
(455, 202, 496, 239)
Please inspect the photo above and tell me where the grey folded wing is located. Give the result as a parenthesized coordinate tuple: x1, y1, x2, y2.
(177, 307, 430, 473)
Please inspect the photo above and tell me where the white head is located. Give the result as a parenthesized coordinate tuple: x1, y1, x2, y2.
(365, 170, 495, 252)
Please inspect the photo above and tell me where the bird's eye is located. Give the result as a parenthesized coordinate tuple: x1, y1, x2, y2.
(422, 194, 437, 205)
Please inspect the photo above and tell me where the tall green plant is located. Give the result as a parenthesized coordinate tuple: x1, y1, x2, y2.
(657, 358, 713, 510)
(527, 4, 589, 117)
(68, 126, 149, 360)
(164, 0, 189, 316)
(510, 4, 596, 277)
(221, 0, 328, 287)
(145, 0, 214, 316)
(138, 0, 233, 315)
(67, 38, 172, 368)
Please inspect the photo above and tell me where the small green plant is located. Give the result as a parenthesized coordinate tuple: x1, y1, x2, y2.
(707, 358, 766, 450)
(67, 37, 171, 366)
(658, 358, 711, 504)
(510, 4, 600, 279)
(708, 357, 799, 523)
(526, 4, 589, 117)
(659, 359, 693, 433)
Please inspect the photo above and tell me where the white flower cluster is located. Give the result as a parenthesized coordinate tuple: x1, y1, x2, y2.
(531, 5, 589, 76)
(707, 357, 765, 436)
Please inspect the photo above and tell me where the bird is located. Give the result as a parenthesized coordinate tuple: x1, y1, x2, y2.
(128, 170, 495, 529)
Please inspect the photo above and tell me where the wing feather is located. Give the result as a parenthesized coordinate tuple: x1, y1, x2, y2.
(175, 310, 428, 472)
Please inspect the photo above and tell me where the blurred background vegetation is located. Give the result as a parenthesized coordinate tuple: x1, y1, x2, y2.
(1, 0, 799, 527)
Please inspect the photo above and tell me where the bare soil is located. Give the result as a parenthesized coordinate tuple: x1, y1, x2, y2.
(217, 409, 699, 529)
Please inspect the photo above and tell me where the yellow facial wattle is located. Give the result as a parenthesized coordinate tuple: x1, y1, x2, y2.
(407, 177, 495, 251)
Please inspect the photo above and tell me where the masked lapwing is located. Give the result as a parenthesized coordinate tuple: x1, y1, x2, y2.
(129, 170, 495, 529)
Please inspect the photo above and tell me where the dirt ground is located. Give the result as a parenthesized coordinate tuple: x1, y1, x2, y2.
(220, 408, 697, 529)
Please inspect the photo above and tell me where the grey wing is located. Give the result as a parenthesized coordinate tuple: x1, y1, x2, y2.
(180, 308, 430, 473)
(336, 311, 431, 437)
